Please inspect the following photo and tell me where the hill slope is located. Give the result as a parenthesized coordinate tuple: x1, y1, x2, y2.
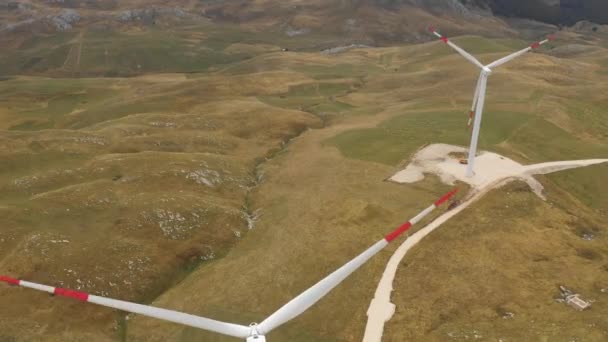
(0, 1, 607, 342)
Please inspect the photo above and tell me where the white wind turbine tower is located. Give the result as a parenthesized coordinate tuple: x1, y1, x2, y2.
(1, 189, 458, 341)
(428, 26, 555, 177)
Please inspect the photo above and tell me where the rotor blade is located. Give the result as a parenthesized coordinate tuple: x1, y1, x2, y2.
(485, 35, 555, 69)
(428, 26, 486, 70)
(257, 188, 459, 335)
(468, 72, 483, 128)
(0, 276, 251, 339)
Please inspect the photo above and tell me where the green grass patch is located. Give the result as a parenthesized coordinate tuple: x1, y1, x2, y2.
(0, 78, 114, 95)
(1, 25, 351, 76)
(81, 29, 249, 75)
(506, 117, 608, 162)
(8, 119, 54, 131)
(257, 78, 358, 111)
(258, 95, 324, 111)
(66, 96, 176, 129)
(326, 110, 530, 166)
(565, 100, 608, 141)
(1, 78, 120, 130)
(19, 32, 78, 51)
(287, 82, 353, 97)
(546, 164, 608, 212)
(294, 63, 382, 80)
(309, 100, 354, 113)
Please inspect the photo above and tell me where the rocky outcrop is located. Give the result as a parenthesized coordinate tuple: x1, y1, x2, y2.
(116, 7, 189, 24)
(405, 0, 490, 18)
(49, 9, 80, 31)
(117, 9, 158, 24)
(352, 0, 491, 18)
(474, 0, 608, 25)
(0, 2, 33, 11)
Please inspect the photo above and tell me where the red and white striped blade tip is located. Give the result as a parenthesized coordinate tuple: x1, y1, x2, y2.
(0, 276, 90, 301)
(0, 276, 19, 285)
(434, 188, 459, 207)
(531, 35, 555, 49)
(383, 188, 459, 243)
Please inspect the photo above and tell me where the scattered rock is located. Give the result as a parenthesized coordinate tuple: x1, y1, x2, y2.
(149, 121, 177, 128)
(502, 311, 515, 319)
(71, 135, 106, 145)
(241, 208, 261, 230)
(0, 2, 32, 11)
(285, 27, 309, 37)
(186, 168, 222, 187)
(200, 251, 215, 261)
(49, 9, 80, 31)
(117, 8, 157, 24)
(116, 7, 189, 24)
(582, 232, 595, 241)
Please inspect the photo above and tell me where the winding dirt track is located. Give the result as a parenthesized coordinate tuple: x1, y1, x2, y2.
(363, 157, 608, 342)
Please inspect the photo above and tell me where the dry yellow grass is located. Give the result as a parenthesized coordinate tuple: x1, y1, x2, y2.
(1, 23, 607, 342)
(386, 181, 608, 341)
(127, 31, 608, 342)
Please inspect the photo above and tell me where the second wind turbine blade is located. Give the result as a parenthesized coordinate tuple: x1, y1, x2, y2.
(428, 26, 486, 71)
(485, 35, 555, 69)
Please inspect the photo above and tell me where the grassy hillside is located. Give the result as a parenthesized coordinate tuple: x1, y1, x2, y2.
(124, 31, 607, 342)
(0, 11, 607, 342)
(0, 69, 321, 340)
(1, 0, 540, 77)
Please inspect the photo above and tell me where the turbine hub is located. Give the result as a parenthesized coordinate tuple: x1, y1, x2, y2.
(482, 66, 492, 74)
(247, 323, 266, 341)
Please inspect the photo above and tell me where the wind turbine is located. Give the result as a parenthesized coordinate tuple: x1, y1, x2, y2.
(1, 189, 458, 341)
(428, 26, 555, 177)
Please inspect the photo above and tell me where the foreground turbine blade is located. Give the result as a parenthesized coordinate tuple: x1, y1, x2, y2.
(257, 188, 459, 335)
(428, 26, 486, 70)
(0, 190, 458, 339)
(485, 35, 555, 69)
(0, 276, 250, 339)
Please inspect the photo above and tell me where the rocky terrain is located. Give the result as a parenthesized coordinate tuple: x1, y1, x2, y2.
(0, 0, 576, 46)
